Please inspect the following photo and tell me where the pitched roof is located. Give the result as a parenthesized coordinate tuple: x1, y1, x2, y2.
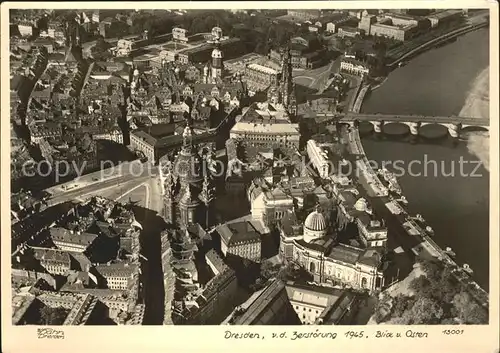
(94, 262, 138, 278)
(327, 243, 363, 264)
(357, 248, 384, 267)
(217, 220, 262, 246)
(32, 247, 71, 264)
(205, 249, 228, 274)
(285, 282, 341, 308)
(131, 130, 157, 147)
(50, 227, 98, 247)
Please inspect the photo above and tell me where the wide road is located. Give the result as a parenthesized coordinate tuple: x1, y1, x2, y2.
(46, 161, 158, 202)
(47, 175, 150, 206)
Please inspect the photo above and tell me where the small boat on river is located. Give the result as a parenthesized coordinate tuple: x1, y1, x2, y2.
(462, 263, 474, 275)
(444, 247, 456, 257)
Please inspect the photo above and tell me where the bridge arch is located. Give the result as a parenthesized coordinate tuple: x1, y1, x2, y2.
(461, 125, 489, 133)
(418, 123, 449, 138)
(383, 122, 410, 136)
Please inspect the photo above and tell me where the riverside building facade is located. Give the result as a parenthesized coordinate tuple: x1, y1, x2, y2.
(307, 139, 331, 178)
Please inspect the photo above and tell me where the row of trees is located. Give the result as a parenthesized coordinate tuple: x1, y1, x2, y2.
(374, 259, 488, 324)
(126, 10, 238, 39)
(119, 10, 324, 55)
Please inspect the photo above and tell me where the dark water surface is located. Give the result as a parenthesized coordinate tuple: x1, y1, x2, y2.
(360, 29, 490, 290)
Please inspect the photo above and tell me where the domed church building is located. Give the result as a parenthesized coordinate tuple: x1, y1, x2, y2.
(279, 206, 386, 293)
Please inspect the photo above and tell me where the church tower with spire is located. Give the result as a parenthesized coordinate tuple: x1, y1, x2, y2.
(160, 116, 215, 230)
(279, 45, 297, 116)
(210, 39, 223, 83)
(268, 44, 297, 115)
(162, 159, 177, 224)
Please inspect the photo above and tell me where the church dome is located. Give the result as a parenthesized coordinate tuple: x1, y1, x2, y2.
(304, 210, 326, 232)
(303, 209, 327, 243)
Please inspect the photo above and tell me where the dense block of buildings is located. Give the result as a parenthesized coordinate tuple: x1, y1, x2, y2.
(32, 247, 72, 275)
(11, 197, 145, 325)
(125, 40, 248, 164)
(12, 291, 98, 325)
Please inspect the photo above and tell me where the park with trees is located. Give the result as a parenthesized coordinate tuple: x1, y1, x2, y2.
(373, 258, 488, 324)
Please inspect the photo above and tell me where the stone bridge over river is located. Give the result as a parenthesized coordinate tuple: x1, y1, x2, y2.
(318, 113, 489, 138)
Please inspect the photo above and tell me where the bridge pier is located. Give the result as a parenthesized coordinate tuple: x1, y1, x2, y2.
(372, 121, 384, 133)
(408, 122, 420, 135)
(343, 120, 357, 128)
(448, 123, 461, 138)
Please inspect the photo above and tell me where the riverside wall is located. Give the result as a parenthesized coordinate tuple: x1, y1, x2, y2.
(344, 78, 489, 308)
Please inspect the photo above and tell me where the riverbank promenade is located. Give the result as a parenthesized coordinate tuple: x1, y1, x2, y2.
(338, 76, 489, 309)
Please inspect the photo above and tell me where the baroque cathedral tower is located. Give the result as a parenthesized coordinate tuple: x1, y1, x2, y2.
(160, 117, 216, 230)
(268, 44, 297, 116)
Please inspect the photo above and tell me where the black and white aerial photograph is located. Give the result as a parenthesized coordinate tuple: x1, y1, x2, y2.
(5, 5, 494, 330)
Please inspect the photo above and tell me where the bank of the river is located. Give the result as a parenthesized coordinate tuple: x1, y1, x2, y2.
(459, 66, 490, 171)
(360, 28, 490, 290)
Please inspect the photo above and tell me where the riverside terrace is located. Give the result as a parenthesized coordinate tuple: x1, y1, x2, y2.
(316, 112, 490, 137)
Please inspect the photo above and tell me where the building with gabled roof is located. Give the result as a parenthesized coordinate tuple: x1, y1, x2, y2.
(94, 262, 139, 290)
(50, 227, 98, 253)
(31, 246, 72, 275)
(217, 219, 262, 262)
